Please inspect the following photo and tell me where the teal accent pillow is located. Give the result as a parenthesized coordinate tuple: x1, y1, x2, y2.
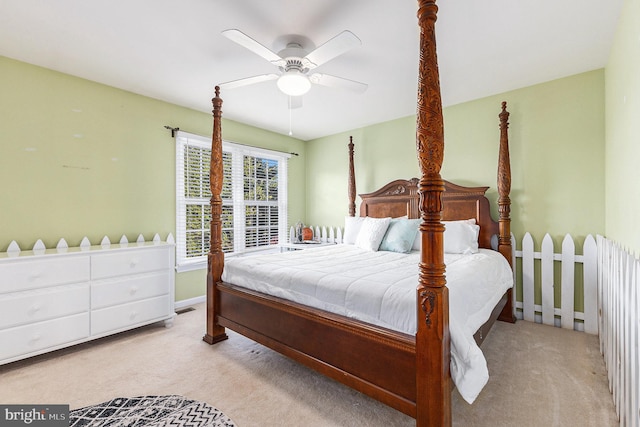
(379, 218, 421, 253)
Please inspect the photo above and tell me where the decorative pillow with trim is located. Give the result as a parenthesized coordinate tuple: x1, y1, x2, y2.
(379, 218, 421, 253)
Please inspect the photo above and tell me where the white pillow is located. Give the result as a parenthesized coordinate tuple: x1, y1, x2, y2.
(411, 218, 478, 253)
(343, 216, 366, 244)
(355, 217, 392, 251)
(443, 220, 480, 254)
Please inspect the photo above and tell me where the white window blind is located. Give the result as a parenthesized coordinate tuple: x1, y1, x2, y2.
(175, 131, 289, 271)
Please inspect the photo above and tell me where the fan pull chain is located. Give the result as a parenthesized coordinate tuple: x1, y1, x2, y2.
(288, 97, 293, 136)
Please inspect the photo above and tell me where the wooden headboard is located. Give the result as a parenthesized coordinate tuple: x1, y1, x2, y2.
(359, 178, 499, 250)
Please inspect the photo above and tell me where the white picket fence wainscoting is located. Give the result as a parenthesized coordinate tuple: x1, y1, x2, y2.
(4, 233, 175, 255)
(598, 236, 639, 427)
(513, 233, 598, 334)
(289, 225, 343, 244)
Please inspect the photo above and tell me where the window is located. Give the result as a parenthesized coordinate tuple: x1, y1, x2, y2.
(175, 131, 289, 271)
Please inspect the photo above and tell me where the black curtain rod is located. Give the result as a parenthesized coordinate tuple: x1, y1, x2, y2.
(163, 125, 299, 156)
(163, 125, 179, 138)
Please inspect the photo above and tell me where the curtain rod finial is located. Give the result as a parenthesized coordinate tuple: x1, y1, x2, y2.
(164, 125, 179, 138)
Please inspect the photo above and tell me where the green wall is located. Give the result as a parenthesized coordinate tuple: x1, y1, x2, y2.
(306, 70, 606, 251)
(0, 56, 306, 301)
(305, 71, 605, 313)
(605, 0, 640, 254)
(0, 51, 616, 305)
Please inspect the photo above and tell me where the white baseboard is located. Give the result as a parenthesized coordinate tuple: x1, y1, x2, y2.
(514, 309, 586, 332)
(174, 295, 206, 310)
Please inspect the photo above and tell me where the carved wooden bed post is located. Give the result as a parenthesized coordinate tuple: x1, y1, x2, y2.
(348, 136, 356, 217)
(415, 1, 451, 426)
(203, 86, 228, 344)
(497, 101, 516, 323)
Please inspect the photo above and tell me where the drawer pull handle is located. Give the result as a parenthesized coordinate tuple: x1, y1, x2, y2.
(129, 311, 138, 320)
(130, 259, 140, 268)
(129, 286, 139, 295)
(30, 334, 41, 343)
(29, 304, 41, 315)
(28, 273, 41, 281)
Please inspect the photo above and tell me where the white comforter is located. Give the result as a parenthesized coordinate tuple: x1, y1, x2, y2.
(221, 244, 513, 403)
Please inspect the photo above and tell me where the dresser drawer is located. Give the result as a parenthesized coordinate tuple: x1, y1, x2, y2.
(91, 295, 171, 336)
(0, 256, 90, 293)
(91, 247, 171, 280)
(0, 283, 89, 329)
(0, 313, 90, 362)
(91, 272, 170, 309)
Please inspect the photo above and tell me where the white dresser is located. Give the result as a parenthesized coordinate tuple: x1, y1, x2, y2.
(0, 242, 175, 365)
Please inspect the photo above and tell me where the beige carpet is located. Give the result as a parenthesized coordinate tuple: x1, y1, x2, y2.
(0, 304, 617, 426)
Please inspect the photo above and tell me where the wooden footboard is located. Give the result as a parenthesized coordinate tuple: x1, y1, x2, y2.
(216, 282, 418, 416)
(215, 281, 509, 418)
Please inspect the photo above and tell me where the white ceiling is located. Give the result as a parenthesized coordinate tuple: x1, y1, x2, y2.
(0, 0, 623, 141)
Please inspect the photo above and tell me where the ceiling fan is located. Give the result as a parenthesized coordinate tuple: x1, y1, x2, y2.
(219, 29, 368, 107)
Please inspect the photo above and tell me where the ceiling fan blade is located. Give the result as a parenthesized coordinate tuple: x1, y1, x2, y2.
(219, 74, 279, 90)
(288, 96, 303, 110)
(222, 29, 284, 66)
(304, 30, 361, 69)
(309, 73, 368, 94)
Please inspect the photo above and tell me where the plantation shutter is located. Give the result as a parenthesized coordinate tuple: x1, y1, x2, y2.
(175, 132, 212, 269)
(175, 131, 289, 271)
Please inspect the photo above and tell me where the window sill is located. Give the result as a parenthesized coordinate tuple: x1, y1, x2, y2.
(175, 246, 281, 272)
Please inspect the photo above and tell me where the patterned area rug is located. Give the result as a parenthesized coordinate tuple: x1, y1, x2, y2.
(69, 395, 236, 427)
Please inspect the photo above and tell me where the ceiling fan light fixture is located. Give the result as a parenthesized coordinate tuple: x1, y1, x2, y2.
(277, 71, 311, 96)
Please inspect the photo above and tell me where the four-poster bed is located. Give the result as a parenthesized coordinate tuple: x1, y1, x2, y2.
(203, 1, 515, 425)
